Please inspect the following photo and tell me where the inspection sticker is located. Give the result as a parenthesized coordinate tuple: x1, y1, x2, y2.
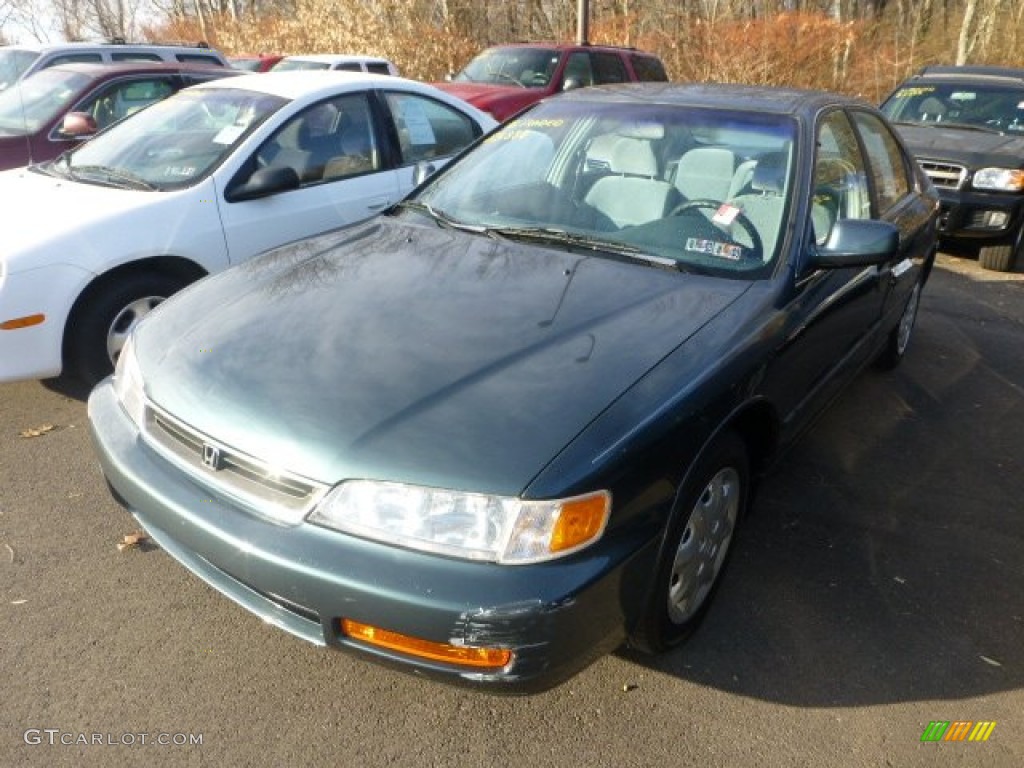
(685, 238, 743, 261)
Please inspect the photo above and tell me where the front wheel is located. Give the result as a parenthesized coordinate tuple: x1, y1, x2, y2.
(630, 430, 749, 653)
(66, 273, 187, 386)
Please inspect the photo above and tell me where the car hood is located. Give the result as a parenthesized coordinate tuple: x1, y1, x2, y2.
(894, 123, 1024, 166)
(0, 134, 32, 171)
(0, 166, 153, 260)
(139, 217, 751, 496)
(433, 82, 536, 117)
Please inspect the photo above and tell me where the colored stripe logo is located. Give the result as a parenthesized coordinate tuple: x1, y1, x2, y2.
(921, 721, 996, 742)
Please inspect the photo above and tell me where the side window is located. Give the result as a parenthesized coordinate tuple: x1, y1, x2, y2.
(591, 53, 628, 85)
(851, 111, 911, 214)
(631, 55, 668, 82)
(255, 93, 380, 185)
(111, 52, 162, 62)
(45, 53, 103, 68)
(366, 62, 392, 76)
(561, 52, 593, 89)
(77, 77, 176, 130)
(384, 92, 479, 164)
(176, 54, 222, 66)
(334, 63, 363, 72)
(813, 111, 871, 244)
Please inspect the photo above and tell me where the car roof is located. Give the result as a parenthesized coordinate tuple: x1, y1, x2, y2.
(912, 64, 1024, 85)
(484, 42, 657, 55)
(193, 70, 434, 100)
(43, 61, 241, 79)
(3, 41, 217, 54)
(278, 54, 395, 65)
(555, 81, 871, 117)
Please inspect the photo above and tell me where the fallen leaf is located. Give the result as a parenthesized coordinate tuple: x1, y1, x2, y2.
(117, 532, 149, 552)
(19, 424, 55, 438)
(11, 599, 27, 605)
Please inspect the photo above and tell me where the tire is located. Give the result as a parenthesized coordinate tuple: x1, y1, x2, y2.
(66, 273, 186, 386)
(978, 244, 1015, 272)
(630, 430, 749, 654)
(875, 279, 922, 371)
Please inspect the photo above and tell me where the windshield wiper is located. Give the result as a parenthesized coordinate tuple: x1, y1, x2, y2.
(486, 226, 682, 270)
(396, 200, 489, 234)
(68, 164, 156, 190)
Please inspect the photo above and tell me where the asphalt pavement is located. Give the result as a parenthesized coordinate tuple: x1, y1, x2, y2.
(1, 253, 1022, 767)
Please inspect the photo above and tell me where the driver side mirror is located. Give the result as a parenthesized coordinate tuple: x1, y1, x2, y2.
(225, 165, 300, 202)
(806, 218, 899, 270)
(60, 112, 98, 138)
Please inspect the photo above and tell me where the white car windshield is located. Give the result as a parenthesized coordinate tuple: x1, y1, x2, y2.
(414, 100, 797, 277)
(52, 87, 286, 190)
(0, 69, 89, 135)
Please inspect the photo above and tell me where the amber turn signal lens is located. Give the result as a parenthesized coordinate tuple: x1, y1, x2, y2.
(1, 314, 45, 330)
(341, 619, 512, 669)
(549, 492, 610, 553)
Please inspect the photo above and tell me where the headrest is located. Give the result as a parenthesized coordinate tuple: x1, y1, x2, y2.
(751, 153, 788, 195)
(615, 121, 665, 141)
(609, 137, 658, 177)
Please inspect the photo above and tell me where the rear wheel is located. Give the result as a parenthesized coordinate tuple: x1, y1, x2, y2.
(875, 279, 922, 371)
(630, 430, 749, 653)
(66, 273, 187, 386)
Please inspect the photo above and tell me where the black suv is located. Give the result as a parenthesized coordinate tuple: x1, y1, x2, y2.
(881, 65, 1024, 271)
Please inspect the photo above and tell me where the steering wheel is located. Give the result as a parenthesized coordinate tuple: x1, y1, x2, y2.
(669, 199, 763, 262)
(488, 70, 526, 88)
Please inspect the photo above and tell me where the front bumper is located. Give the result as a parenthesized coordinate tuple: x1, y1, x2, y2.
(933, 186, 1024, 246)
(88, 379, 653, 693)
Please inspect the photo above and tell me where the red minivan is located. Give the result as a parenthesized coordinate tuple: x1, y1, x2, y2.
(435, 42, 668, 122)
(0, 61, 238, 171)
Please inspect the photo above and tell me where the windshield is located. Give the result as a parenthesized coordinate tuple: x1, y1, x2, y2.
(0, 49, 39, 91)
(0, 69, 90, 136)
(230, 58, 263, 72)
(57, 86, 286, 190)
(271, 59, 330, 72)
(412, 100, 796, 278)
(881, 82, 1024, 133)
(455, 47, 560, 88)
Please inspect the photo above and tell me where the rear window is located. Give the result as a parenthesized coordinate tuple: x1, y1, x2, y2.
(631, 54, 668, 82)
(112, 52, 163, 62)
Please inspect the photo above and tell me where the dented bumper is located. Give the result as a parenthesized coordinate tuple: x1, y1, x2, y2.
(88, 378, 649, 693)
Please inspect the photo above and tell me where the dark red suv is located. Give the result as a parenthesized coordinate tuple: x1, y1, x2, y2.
(435, 43, 668, 121)
(0, 61, 239, 171)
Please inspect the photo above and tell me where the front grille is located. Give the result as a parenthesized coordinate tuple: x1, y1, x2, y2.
(919, 160, 967, 190)
(144, 405, 328, 525)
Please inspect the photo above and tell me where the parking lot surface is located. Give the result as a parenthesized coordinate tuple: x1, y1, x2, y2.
(2, 254, 1022, 767)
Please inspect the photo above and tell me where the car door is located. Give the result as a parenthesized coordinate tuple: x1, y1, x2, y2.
(217, 91, 401, 264)
(847, 109, 934, 331)
(379, 90, 486, 194)
(768, 108, 891, 440)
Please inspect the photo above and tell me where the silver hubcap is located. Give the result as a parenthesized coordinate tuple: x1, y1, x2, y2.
(667, 467, 740, 624)
(896, 283, 921, 356)
(107, 295, 165, 364)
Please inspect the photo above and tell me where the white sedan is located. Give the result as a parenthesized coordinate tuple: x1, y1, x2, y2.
(0, 71, 497, 384)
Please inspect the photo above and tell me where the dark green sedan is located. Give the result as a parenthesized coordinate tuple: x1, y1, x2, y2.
(88, 83, 939, 692)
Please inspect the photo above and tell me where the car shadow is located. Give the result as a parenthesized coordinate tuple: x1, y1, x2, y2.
(40, 373, 93, 402)
(617, 262, 1024, 706)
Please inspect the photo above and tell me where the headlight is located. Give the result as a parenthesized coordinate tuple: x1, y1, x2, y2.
(308, 480, 610, 564)
(113, 334, 146, 426)
(972, 168, 1024, 192)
